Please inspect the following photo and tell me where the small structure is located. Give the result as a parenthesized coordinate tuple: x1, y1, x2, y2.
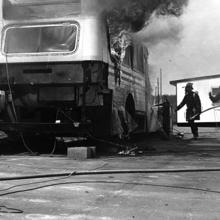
(170, 74, 220, 127)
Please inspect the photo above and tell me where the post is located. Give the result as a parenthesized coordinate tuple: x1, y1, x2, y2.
(81, 62, 91, 123)
(157, 78, 160, 106)
(160, 68, 162, 101)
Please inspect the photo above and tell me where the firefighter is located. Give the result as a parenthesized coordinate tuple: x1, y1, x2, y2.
(176, 83, 201, 139)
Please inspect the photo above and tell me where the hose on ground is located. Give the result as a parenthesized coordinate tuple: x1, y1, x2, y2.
(1, 167, 220, 181)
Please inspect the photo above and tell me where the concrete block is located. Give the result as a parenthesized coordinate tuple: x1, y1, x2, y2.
(67, 147, 91, 160)
(67, 147, 96, 160)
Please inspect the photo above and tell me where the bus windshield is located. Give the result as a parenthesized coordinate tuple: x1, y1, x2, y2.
(4, 24, 78, 54)
(3, 0, 81, 20)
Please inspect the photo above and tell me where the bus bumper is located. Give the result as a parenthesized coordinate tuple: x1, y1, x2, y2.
(0, 122, 91, 136)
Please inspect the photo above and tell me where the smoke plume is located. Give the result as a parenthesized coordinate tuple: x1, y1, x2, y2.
(105, 0, 188, 36)
(149, 0, 220, 94)
(135, 14, 183, 46)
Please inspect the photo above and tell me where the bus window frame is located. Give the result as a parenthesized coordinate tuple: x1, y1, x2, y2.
(2, 21, 80, 56)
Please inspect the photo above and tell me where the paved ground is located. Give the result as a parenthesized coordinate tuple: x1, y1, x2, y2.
(0, 127, 220, 219)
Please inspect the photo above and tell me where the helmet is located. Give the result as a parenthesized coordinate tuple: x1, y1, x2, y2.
(185, 82, 193, 90)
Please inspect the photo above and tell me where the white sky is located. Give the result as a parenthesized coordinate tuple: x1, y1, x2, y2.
(146, 0, 220, 94)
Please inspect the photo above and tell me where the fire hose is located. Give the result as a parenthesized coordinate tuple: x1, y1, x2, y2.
(190, 105, 220, 120)
(1, 168, 220, 181)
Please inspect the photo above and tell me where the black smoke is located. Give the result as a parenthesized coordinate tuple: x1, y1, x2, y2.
(106, 0, 189, 35)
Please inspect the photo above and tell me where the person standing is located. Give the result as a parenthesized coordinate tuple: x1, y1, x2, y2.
(176, 83, 201, 139)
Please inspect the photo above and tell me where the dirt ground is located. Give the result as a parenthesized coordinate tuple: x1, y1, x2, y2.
(0, 127, 220, 219)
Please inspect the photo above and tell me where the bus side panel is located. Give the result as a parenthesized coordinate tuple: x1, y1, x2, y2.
(108, 63, 147, 135)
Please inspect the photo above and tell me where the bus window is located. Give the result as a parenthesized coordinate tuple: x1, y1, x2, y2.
(133, 45, 144, 73)
(122, 45, 132, 68)
(4, 24, 78, 54)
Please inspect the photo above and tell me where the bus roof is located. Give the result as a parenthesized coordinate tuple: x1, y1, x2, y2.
(5, 0, 80, 5)
(3, 0, 107, 20)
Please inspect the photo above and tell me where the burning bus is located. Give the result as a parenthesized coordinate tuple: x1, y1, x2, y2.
(0, 0, 154, 138)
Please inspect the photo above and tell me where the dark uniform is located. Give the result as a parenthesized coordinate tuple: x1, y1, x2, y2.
(176, 83, 201, 139)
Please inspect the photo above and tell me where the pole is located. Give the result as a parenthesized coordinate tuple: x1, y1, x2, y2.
(160, 68, 162, 101)
(157, 77, 160, 106)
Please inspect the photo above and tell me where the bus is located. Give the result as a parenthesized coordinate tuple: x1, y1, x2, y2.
(0, 0, 154, 139)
